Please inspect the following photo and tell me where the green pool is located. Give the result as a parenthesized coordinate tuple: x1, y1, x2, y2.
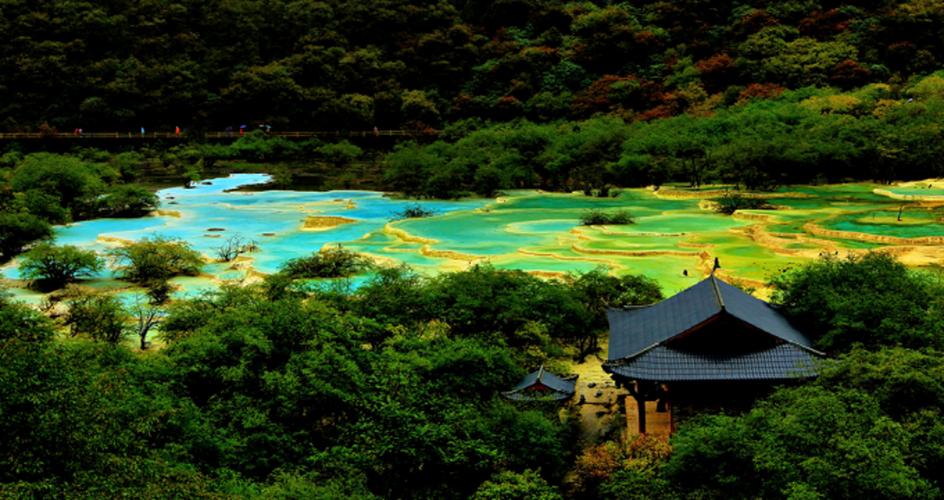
(3, 174, 942, 300)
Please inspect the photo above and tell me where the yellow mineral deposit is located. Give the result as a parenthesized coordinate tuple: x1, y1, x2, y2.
(300, 215, 358, 231)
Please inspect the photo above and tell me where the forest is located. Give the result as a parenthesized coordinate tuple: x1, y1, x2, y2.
(3, 255, 944, 497)
(1, 0, 942, 131)
(3, 0, 944, 498)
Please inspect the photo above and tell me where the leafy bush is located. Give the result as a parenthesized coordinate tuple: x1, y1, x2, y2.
(714, 193, 773, 215)
(579, 209, 634, 225)
(97, 185, 159, 217)
(0, 213, 52, 261)
(393, 203, 435, 219)
(279, 247, 372, 278)
(65, 292, 129, 344)
(18, 243, 103, 290)
(666, 385, 935, 499)
(771, 253, 944, 352)
(473, 470, 562, 500)
(109, 236, 203, 284)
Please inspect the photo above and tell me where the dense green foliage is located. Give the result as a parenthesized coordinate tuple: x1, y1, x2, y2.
(579, 209, 634, 225)
(4, 244, 944, 498)
(714, 193, 773, 214)
(109, 236, 204, 284)
(18, 243, 104, 290)
(97, 185, 160, 217)
(4, 0, 944, 496)
(279, 247, 373, 278)
(2, 0, 942, 131)
(0, 264, 666, 497)
(64, 292, 131, 344)
(473, 470, 563, 500)
(384, 74, 944, 196)
(0, 152, 159, 261)
(772, 252, 944, 352)
(661, 348, 944, 498)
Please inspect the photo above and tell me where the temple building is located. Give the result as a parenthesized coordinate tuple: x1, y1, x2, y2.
(603, 274, 823, 435)
(503, 365, 577, 402)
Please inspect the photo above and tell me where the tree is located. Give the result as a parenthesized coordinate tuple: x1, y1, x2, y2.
(129, 296, 163, 350)
(10, 154, 107, 217)
(18, 243, 103, 290)
(569, 268, 663, 359)
(0, 213, 52, 262)
(109, 236, 203, 285)
(0, 290, 55, 343)
(666, 386, 935, 499)
(714, 193, 773, 215)
(579, 209, 634, 225)
(473, 470, 562, 500)
(65, 293, 129, 344)
(317, 141, 363, 167)
(97, 185, 159, 218)
(279, 248, 372, 279)
(771, 253, 944, 352)
(214, 234, 255, 262)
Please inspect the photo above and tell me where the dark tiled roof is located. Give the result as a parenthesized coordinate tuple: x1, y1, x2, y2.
(714, 279, 813, 348)
(504, 366, 577, 401)
(607, 275, 817, 361)
(605, 343, 820, 381)
(604, 274, 822, 381)
(607, 278, 723, 361)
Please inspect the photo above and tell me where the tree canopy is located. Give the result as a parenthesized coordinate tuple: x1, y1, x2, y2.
(1, 0, 941, 131)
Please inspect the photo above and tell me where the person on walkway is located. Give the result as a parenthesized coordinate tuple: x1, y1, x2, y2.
(175, 126, 181, 137)
(140, 126, 145, 136)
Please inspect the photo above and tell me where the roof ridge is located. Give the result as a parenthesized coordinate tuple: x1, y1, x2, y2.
(603, 341, 663, 368)
(709, 273, 725, 310)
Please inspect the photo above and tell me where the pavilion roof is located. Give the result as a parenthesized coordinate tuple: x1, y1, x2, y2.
(503, 365, 577, 401)
(604, 274, 823, 382)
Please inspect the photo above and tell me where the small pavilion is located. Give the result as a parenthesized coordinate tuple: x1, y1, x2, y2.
(603, 274, 823, 435)
(503, 365, 577, 402)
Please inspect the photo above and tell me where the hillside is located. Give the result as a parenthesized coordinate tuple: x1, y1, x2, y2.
(2, 0, 942, 130)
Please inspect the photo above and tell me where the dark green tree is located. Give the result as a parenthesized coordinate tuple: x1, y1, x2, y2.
(18, 243, 103, 290)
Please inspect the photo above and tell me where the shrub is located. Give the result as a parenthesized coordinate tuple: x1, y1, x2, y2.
(0, 213, 52, 261)
(579, 209, 634, 225)
(109, 236, 203, 284)
(65, 292, 129, 344)
(97, 185, 159, 218)
(714, 193, 772, 214)
(18, 243, 103, 290)
(279, 247, 372, 278)
(393, 204, 435, 220)
(771, 252, 944, 352)
(473, 470, 562, 500)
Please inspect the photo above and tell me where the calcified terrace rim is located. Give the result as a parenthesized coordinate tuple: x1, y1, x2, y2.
(2, 175, 942, 304)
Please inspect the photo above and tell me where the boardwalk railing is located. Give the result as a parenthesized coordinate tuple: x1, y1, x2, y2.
(0, 129, 438, 140)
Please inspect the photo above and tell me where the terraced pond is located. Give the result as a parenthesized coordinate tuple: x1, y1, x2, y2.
(3, 173, 943, 302)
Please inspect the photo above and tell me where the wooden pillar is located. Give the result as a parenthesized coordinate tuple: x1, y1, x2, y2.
(635, 394, 647, 434)
(633, 381, 648, 434)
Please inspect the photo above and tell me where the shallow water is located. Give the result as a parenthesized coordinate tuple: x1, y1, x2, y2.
(3, 174, 943, 300)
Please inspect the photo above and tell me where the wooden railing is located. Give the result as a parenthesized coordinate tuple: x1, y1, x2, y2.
(0, 129, 438, 140)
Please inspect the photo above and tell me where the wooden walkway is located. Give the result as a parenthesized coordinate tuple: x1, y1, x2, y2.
(0, 129, 438, 140)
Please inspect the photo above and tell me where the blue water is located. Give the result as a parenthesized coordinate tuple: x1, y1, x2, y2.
(2, 174, 487, 281)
